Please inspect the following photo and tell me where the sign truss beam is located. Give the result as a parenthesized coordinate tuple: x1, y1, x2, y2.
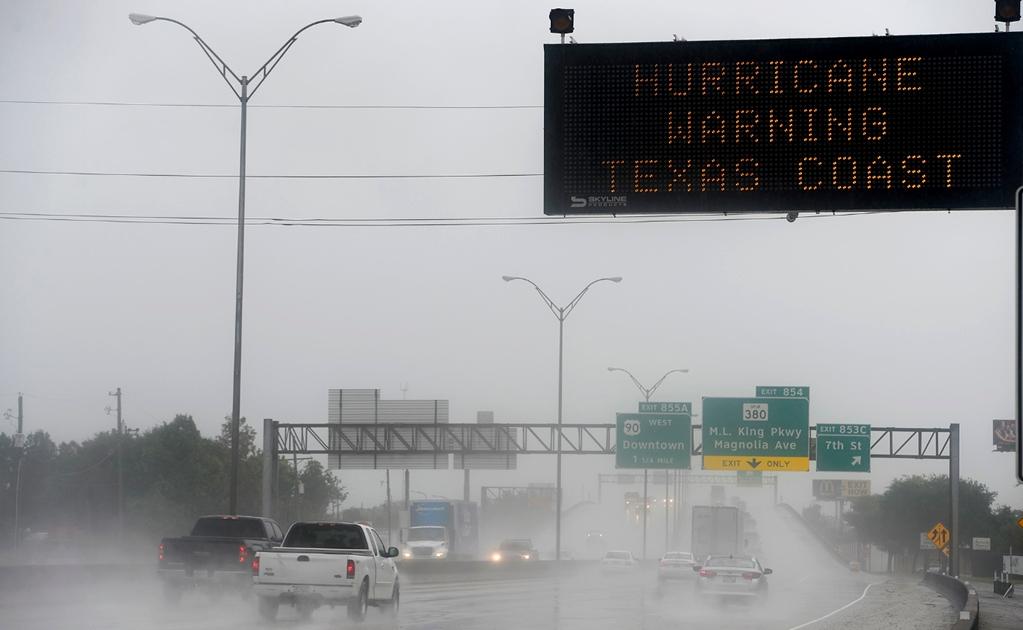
(272, 422, 951, 460)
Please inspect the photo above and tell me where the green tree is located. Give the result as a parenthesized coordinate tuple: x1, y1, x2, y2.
(846, 474, 1004, 572)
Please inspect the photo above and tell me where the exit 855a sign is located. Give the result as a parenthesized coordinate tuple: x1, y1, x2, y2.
(544, 33, 1023, 214)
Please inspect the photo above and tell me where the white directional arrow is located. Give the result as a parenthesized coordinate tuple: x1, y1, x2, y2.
(852, 456, 862, 466)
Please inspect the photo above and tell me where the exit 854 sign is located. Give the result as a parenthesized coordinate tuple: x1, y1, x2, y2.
(544, 33, 1023, 214)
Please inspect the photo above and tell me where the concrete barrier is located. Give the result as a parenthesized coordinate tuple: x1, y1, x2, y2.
(777, 503, 851, 567)
(922, 571, 980, 630)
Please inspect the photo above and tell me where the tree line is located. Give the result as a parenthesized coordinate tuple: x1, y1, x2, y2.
(844, 474, 1023, 572)
(0, 414, 347, 548)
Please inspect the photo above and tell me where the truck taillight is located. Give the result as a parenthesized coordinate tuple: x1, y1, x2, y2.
(699, 569, 716, 578)
(158, 543, 165, 562)
(346, 559, 356, 579)
(251, 556, 260, 576)
(239, 545, 249, 564)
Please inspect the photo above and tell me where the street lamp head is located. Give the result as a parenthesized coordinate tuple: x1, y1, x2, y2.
(501, 275, 517, 282)
(128, 13, 158, 25)
(334, 15, 363, 27)
(607, 367, 622, 372)
(608, 276, 623, 283)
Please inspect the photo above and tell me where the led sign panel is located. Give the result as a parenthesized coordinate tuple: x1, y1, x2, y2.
(544, 33, 1023, 214)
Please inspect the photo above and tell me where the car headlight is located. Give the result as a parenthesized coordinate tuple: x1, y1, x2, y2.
(434, 550, 447, 558)
(402, 550, 412, 559)
(491, 552, 502, 562)
(521, 554, 530, 560)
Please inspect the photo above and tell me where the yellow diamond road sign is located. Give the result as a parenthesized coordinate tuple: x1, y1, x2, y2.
(1018, 516, 1023, 529)
(928, 522, 950, 550)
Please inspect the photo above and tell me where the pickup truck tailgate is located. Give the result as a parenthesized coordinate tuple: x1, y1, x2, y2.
(257, 549, 368, 586)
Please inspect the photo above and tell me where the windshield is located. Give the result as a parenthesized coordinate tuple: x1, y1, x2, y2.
(665, 552, 693, 561)
(500, 540, 532, 551)
(407, 527, 446, 542)
(283, 523, 368, 550)
(190, 517, 266, 539)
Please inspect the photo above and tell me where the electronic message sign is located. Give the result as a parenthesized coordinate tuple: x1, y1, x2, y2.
(544, 33, 1023, 215)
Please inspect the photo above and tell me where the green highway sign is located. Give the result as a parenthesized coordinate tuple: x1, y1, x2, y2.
(616, 412, 691, 470)
(638, 401, 692, 414)
(702, 397, 810, 471)
(816, 423, 871, 472)
(755, 386, 809, 399)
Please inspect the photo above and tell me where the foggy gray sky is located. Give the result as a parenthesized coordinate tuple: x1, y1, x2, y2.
(2, 0, 1021, 513)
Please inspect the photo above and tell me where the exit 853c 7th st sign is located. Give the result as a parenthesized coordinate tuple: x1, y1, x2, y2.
(544, 33, 1023, 214)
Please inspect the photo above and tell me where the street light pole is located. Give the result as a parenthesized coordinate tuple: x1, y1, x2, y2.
(607, 367, 689, 559)
(129, 12, 362, 514)
(503, 275, 623, 561)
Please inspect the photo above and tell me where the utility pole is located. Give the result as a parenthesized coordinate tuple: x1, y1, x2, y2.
(109, 388, 123, 536)
(11, 394, 24, 551)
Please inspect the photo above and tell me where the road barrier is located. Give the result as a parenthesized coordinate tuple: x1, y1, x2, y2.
(777, 503, 851, 567)
(922, 571, 980, 630)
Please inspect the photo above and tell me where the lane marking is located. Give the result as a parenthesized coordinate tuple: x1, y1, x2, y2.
(787, 581, 884, 630)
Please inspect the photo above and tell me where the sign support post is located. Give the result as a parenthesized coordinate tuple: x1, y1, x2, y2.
(1017, 186, 1023, 482)
(642, 470, 648, 560)
(950, 423, 960, 577)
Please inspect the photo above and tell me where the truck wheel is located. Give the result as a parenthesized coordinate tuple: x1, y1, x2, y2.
(257, 596, 278, 621)
(347, 580, 369, 622)
(381, 581, 400, 616)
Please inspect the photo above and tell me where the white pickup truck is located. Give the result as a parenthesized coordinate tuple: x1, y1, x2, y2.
(252, 521, 400, 623)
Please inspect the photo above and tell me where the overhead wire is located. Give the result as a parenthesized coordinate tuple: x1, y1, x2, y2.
(0, 98, 544, 110)
(0, 210, 883, 228)
(0, 168, 542, 179)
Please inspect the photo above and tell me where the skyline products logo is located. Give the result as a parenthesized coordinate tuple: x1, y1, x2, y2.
(570, 194, 627, 209)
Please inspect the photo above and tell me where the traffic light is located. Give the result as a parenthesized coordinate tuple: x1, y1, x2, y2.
(549, 8, 575, 34)
(996, 0, 1021, 23)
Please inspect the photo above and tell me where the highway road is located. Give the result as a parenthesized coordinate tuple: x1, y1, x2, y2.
(0, 508, 953, 630)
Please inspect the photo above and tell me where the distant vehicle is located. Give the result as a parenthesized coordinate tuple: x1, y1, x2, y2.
(658, 551, 697, 581)
(158, 515, 284, 603)
(691, 505, 742, 561)
(490, 538, 538, 562)
(402, 500, 478, 560)
(252, 521, 400, 623)
(585, 530, 606, 549)
(600, 550, 638, 572)
(695, 555, 771, 598)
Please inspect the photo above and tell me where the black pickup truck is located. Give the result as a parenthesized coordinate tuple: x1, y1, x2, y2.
(158, 515, 284, 602)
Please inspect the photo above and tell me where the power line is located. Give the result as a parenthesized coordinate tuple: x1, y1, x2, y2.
(0, 210, 882, 228)
(0, 168, 542, 180)
(0, 99, 543, 110)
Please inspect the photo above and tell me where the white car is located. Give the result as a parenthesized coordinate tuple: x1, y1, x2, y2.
(695, 555, 771, 598)
(658, 551, 697, 580)
(253, 521, 400, 623)
(600, 550, 638, 572)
